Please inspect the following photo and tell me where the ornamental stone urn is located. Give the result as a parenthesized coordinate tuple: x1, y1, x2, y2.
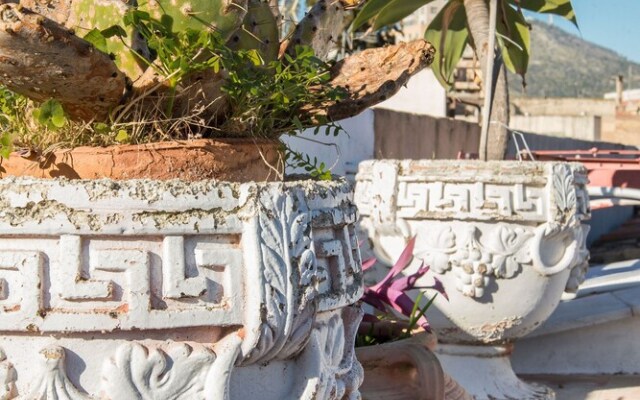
(355, 160, 591, 400)
(0, 176, 363, 399)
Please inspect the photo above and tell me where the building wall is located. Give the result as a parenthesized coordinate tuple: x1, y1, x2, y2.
(282, 110, 375, 180)
(511, 97, 616, 117)
(602, 114, 640, 146)
(509, 115, 602, 141)
(284, 109, 637, 181)
(373, 108, 480, 159)
(374, 69, 447, 118)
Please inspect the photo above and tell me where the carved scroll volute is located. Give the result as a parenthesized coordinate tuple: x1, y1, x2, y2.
(529, 163, 590, 278)
(241, 187, 320, 365)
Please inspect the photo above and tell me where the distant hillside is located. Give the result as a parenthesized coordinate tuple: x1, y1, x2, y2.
(508, 20, 640, 98)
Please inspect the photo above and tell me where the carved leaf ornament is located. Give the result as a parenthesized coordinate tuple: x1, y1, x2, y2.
(100, 343, 216, 399)
(247, 189, 320, 363)
(417, 224, 534, 298)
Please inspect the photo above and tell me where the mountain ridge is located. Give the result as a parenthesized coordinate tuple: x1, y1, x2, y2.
(508, 20, 640, 98)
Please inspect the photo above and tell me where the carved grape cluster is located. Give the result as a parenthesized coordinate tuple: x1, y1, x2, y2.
(450, 245, 494, 297)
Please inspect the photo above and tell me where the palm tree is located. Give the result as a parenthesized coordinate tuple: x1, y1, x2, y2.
(353, 0, 577, 160)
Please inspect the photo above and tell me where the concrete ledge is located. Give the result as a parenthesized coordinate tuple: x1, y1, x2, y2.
(528, 292, 632, 338)
(576, 259, 640, 298)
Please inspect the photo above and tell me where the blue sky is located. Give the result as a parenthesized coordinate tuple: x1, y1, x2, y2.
(531, 0, 640, 63)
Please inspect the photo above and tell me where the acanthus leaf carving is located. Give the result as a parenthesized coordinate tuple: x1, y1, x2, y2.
(298, 307, 363, 400)
(100, 342, 216, 400)
(552, 163, 578, 226)
(246, 189, 319, 364)
(487, 226, 533, 279)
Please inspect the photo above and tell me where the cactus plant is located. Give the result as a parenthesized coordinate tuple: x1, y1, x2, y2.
(0, 0, 434, 143)
(228, 0, 279, 63)
(285, 0, 362, 60)
(140, 0, 248, 39)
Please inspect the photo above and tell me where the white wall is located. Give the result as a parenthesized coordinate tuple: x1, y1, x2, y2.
(282, 71, 445, 179)
(509, 115, 602, 141)
(281, 110, 375, 180)
(374, 69, 447, 118)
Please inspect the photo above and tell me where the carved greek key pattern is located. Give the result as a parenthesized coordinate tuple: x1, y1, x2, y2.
(313, 208, 363, 311)
(0, 235, 243, 332)
(0, 251, 45, 327)
(395, 179, 547, 222)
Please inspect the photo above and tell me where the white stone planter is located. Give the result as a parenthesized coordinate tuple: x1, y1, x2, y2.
(355, 160, 590, 400)
(0, 177, 363, 399)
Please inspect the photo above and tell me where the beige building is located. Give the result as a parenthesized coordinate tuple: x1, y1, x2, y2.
(399, 0, 447, 41)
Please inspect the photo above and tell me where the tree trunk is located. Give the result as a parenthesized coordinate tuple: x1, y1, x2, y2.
(463, 0, 509, 160)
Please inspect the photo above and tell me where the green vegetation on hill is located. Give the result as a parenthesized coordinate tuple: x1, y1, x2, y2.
(508, 20, 640, 98)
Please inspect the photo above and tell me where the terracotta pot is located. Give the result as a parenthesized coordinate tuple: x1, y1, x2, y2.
(0, 138, 282, 182)
(356, 330, 444, 400)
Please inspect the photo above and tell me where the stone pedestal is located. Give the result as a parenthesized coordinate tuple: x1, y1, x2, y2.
(0, 177, 363, 399)
(355, 160, 591, 399)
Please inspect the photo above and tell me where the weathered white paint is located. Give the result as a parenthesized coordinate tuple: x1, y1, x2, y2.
(355, 160, 591, 400)
(0, 177, 364, 399)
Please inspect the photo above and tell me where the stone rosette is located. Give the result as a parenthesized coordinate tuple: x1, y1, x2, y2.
(0, 177, 363, 399)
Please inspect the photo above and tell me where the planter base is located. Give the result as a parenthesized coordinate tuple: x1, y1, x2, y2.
(435, 344, 555, 400)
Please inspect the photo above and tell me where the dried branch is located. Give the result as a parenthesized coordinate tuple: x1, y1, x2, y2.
(0, 4, 128, 121)
(305, 39, 435, 122)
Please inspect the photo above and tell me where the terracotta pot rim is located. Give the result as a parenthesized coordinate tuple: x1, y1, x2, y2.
(1, 138, 284, 182)
(15, 138, 281, 157)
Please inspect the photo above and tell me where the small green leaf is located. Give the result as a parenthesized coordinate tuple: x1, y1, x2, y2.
(425, 0, 469, 89)
(160, 14, 174, 32)
(34, 99, 67, 130)
(51, 113, 66, 128)
(101, 25, 127, 39)
(247, 49, 263, 66)
(115, 129, 129, 143)
(510, 0, 578, 27)
(372, 0, 436, 31)
(83, 29, 108, 53)
(497, 1, 530, 78)
(94, 122, 110, 134)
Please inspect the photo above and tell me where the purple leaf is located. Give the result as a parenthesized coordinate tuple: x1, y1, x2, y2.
(388, 263, 430, 292)
(361, 290, 388, 312)
(362, 257, 377, 271)
(360, 236, 439, 331)
(372, 236, 417, 291)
